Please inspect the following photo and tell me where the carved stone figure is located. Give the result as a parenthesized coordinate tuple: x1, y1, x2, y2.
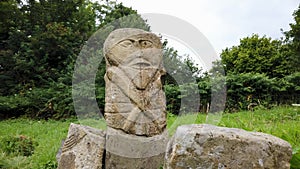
(103, 28, 167, 137)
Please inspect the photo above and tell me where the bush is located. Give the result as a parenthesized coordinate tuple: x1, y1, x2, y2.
(0, 83, 74, 120)
(225, 73, 276, 111)
(196, 72, 300, 112)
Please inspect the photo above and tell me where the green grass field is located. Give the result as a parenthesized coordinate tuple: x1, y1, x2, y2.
(0, 106, 299, 169)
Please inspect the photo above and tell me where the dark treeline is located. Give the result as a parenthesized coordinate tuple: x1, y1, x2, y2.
(0, 0, 299, 119)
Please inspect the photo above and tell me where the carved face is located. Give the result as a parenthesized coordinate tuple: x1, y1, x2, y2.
(107, 35, 163, 89)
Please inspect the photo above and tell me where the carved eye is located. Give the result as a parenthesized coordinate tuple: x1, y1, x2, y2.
(140, 40, 153, 48)
(119, 40, 134, 48)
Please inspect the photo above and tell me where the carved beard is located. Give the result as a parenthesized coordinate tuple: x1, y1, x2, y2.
(120, 67, 157, 90)
(119, 49, 162, 90)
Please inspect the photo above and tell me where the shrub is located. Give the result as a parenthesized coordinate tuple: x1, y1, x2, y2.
(0, 83, 75, 120)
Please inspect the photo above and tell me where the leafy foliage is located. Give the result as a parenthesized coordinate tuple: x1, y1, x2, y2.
(284, 5, 300, 73)
(0, 0, 138, 119)
(220, 34, 292, 78)
(196, 72, 300, 112)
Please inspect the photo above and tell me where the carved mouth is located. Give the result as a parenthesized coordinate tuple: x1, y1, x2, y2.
(134, 62, 151, 67)
(130, 59, 151, 68)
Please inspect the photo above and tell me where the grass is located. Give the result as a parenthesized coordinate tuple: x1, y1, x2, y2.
(0, 118, 77, 169)
(0, 106, 299, 168)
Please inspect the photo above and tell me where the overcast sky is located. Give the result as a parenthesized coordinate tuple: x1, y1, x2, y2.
(117, 0, 299, 55)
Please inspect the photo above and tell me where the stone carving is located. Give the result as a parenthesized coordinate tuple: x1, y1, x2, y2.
(57, 123, 106, 169)
(103, 28, 168, 169)
(103, 28, 167, 137)
(165, 124, 293, 169)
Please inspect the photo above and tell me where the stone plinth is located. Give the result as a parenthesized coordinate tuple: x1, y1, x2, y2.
(57, 123, 106, 169)
(105, 127, 168, 169)
(165, 124, 293, 169)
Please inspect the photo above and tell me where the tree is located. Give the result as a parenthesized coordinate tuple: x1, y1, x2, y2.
(0, 0, 139, 119)
(220, 34, 291, 78)
(0, 0, 23, 50)
(284, 5, 300, 72)
(162, 44, 202, 85)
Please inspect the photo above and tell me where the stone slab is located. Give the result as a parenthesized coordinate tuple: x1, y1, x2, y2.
(57, 123, 106, 169)
(165, 124, 293, 169)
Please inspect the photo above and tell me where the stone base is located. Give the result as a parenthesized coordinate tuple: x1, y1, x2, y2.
(165, 124, 293, 169)
(57, 123, 106, 169)
(105, 127, 169, 169)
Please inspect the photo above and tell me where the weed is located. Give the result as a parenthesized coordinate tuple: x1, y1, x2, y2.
(0, 135, 37, 156)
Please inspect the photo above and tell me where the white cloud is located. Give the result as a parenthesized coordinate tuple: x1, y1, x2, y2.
(117, 0, 299, 54)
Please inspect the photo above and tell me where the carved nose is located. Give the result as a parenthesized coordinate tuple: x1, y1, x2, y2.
(135, 50, 143, 57)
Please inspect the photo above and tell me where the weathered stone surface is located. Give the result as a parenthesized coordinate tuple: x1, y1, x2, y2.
(103, 28, 166, 137)
(165, 124, 293, 169)
(105, 127, 168, 169)
(57, 123, 106, 169)
(56, 139, 65, 162)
